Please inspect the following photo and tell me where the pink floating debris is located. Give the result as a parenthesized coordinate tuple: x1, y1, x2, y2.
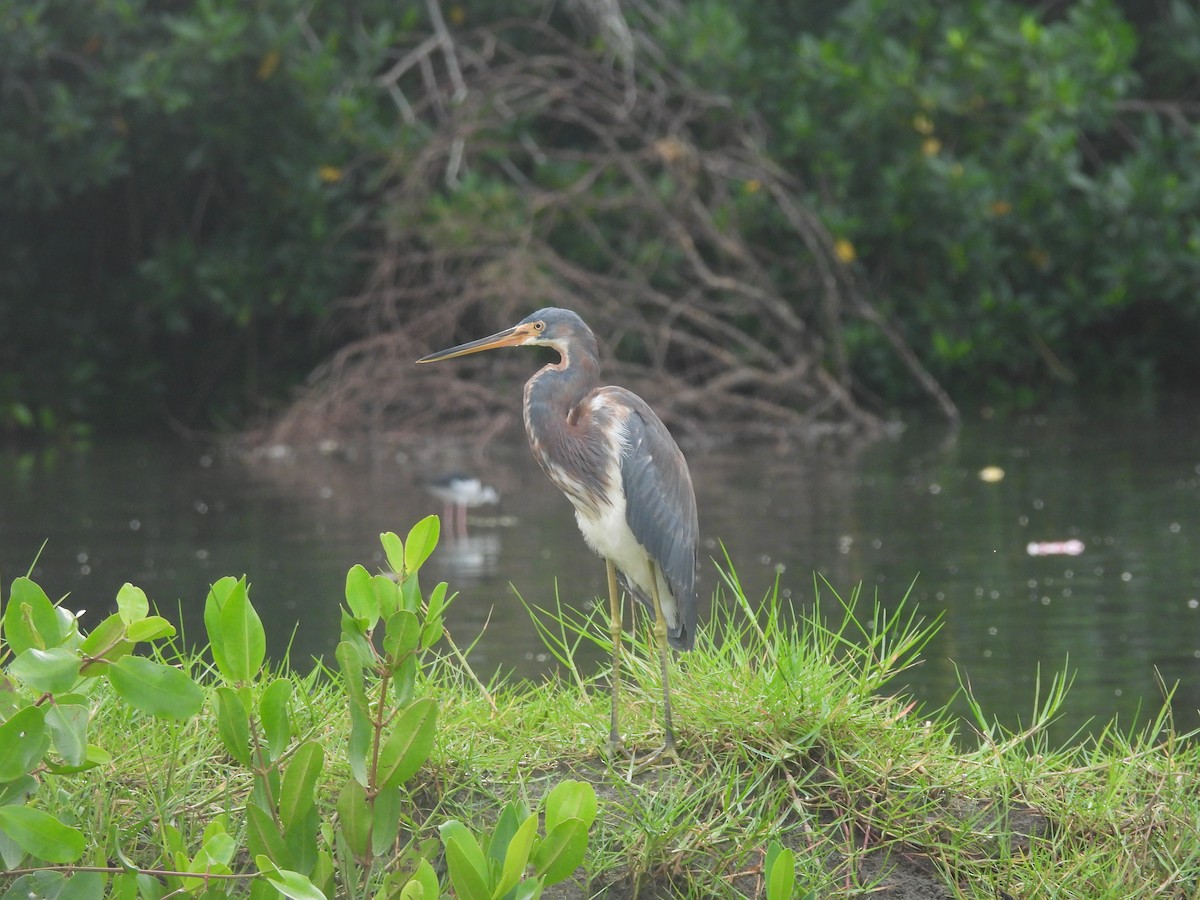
(1026, 539, 1085, 556)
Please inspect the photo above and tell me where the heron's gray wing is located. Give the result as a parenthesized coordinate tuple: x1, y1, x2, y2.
(611, 389, 699, 650)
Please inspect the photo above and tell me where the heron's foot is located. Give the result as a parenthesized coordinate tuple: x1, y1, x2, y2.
(606, 733, 626, 760)
(622, 739, 679, 774)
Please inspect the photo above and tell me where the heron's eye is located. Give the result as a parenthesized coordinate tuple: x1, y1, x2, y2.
(532, 321, 545, 332)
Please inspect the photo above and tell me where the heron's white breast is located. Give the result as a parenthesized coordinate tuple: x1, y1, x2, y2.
(551, 406, 678, 629)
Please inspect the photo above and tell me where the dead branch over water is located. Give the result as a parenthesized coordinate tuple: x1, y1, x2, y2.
(261, 9, 955, 450)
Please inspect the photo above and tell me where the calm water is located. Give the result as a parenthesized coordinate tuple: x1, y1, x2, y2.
(2, 400, 1198, 740)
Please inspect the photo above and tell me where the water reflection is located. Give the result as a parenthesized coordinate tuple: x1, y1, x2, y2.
(425, 472, 501, 540)
(438, 532, 502, 581)
(1, 400, 1197, 742)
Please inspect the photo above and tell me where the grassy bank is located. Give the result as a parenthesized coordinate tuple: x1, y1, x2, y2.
(2, 525, 1197, 898)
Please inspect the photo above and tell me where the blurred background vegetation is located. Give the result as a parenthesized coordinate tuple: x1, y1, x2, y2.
(2, 0, 1197, 440)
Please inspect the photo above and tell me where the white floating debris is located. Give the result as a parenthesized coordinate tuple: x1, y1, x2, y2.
(978, 465, 1005, 482)
(1026, 539, 1085, 556)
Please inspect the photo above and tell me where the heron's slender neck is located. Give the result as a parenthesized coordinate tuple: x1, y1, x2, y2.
(521, 333, 609, 509)
(523, 336, 601, 435)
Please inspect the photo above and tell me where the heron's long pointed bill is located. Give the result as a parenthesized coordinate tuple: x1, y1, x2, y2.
(416, 324, 533, 364)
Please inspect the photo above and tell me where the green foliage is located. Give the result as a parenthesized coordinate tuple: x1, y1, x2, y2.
(2, 525, 1198, 896)
(332, 516, 447, 887)
(4, 0, 1197, 433)
(0, 515, 601, 898)
(0, 0, 397, 433)
(0, 574, 196, 879)
(439, 780, 598, 900)
(653, 0, 1200, 405)
(107, 655, 204, 719)
(764, 839, 798, 900)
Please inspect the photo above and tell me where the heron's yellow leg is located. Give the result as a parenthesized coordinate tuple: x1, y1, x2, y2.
(606, 559, 624, 754)
(646, 560, 678, 760)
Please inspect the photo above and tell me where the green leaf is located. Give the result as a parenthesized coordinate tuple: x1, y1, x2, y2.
(399, 858, 440, 900)
(372, 573, 401, 621)
(108, 656, 203, 720)
(421, 583, 448, 650)
(251, 767, 282, 819)
(347, 706, 372, 788)
(125, 616, 176, 643)
(0, 805, 85, 863)
(382, 610, 421, 661)
(765, 840, 795, 900)
(45, 703, 89, 767)
(58, 871, 106, 899)
(489, 801, 527, 868)
(338, 609, 374, 662)
(494, 812, 538, 900)
(79, 625, 137, 678)
(195, 824, 236, 869)
(335, 641, 369, 712)
(0, 774, 38, 807)
(285, 806, 319, 878)
(280, 741, 324, 825)
(162, 822, 185, 857)
(376, 698, 437, 791)
(311, 849, 335, 899)
(404, 515, 440, 573)
(335, 781, 372, 861)
(371, 784, 404, 859)
(113, 839, 140, 874)
(135, 871, 165, 899)
(79, 613, 133, 671)
(344, 565, 379, 625)
(43, 738, 110, 776)
(0, 705, 50, 781)
(9, 647, 80, 694)
(215, 686, 252, 766)
(109, 872, 139, 900)
(439, 821, 491, 900)
(259, 678, 293, 761)
(4, 577, 63, 655)
(380, 532, 404, 575)
(1, 873, 67, 898)
(312, 849, 336, 897)
(399, 571, 422, 614)
(531, 819, 587, 885)
(217, 579, 266, 683)
(0, 680, 23, 719)
(115, 583, 149, 625)
(203, 577, 241, 679)
(511, 879, 543, 900)
(246, 804, 289, 869)
(0, 824, 23, 870)
(544, 780, 597, 831)
(255, 857, 327, 900)
(391, 654, 418, 708)
(335, 641, 372, 786)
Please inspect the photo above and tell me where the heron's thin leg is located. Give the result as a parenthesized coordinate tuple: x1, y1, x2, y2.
(645, 561, 677, 759)
(606, 559, 624, 754)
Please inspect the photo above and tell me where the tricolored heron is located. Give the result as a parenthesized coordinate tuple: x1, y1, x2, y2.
(417, 308, 698, 761)
(426, 473, 499, 538)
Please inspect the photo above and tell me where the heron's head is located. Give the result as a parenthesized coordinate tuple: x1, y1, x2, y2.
(416, 307, 595, 364)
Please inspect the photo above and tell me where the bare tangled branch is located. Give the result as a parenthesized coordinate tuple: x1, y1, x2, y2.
(259, 11, 954, 450)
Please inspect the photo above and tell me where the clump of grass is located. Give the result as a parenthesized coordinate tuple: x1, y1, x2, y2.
(52, 561, 1200, 899)
(437, 561, 1199, 898)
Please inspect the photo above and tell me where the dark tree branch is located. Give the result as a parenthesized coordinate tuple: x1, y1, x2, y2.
(256, 14, 956, 450)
